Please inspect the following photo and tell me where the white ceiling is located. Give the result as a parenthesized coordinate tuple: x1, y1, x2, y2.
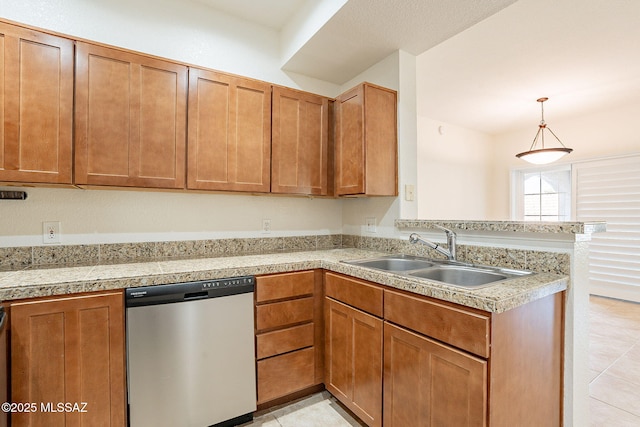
(416, 0, 640, 134)
(191, 0, 640, 135)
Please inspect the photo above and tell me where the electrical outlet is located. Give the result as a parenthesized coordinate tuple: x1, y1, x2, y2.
(43, 221, 61, 244)
(365, 217, 377, 233)
(262, 219, 271, 234)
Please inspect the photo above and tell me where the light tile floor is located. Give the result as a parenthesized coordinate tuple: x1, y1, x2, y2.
(589, 296, 640, 426)
(239, 391, 364, 427)
(241, 296, 640, 427)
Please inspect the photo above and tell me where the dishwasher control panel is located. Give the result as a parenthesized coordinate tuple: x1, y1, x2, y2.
(202, 276, 254, 290)
(125, 276, 255, 307)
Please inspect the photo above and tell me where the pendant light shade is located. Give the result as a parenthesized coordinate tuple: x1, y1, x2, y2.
(516, 97, 572, 164)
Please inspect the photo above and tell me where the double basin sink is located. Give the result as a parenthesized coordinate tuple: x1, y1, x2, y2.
(342, 254, 532, 289)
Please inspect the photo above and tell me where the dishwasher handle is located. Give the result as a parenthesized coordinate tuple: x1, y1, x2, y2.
(184, 291, 209, 301)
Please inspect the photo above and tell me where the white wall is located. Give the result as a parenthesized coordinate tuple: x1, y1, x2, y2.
(397, 51, 418, 220)
(0, 188, 343, 247)
(489, 102, 640, 219)
(0, 0, 344, 247)
(416, 118, 492, 219)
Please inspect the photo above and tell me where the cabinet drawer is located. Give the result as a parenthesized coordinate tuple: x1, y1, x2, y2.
(256, 297, 314, 331)
(256, 323, 314, 359)
(384, 290, 490, 358)
(257, 347, 315, 404)
(256, 271, 315, 303)
(325, 272, 383, 317)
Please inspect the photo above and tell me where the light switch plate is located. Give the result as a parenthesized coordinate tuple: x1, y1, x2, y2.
(365, 217, 377, 233)
(405, 184, 415, 201)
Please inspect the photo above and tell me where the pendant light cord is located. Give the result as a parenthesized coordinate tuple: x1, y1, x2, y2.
(525, 98, 569, 151)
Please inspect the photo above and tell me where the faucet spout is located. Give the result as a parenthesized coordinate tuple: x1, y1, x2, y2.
(409, 226, 457, 260)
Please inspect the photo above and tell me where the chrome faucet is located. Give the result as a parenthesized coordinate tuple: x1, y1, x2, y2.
(409, 225, 457, 260)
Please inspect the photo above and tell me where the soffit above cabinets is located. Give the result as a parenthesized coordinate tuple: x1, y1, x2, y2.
(189, 0, 517, 85)
(281, 0, 518, 84)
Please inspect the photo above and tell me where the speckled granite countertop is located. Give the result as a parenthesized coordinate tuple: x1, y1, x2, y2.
(0, 248, 567, 313)
(395, 219, 606, 235)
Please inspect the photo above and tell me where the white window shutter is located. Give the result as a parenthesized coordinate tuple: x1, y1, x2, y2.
(574, 155, 640, 302)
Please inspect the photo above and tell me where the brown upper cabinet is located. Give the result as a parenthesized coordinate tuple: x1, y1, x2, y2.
(0, 22, 74, 184)
(1, 20, 399, 198)
(187, 68, 271, 193)
(74, 42, 187, 189)
(271, 86, 329, 195)
(335, 83, 397, 196)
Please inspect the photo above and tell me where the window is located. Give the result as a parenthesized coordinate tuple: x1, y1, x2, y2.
(512, 166, 571, 221)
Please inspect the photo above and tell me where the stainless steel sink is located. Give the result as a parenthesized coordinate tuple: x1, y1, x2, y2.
(343, 255, 435, 272)
(341, 255, 532, 289)
(408, 266, 509, 288)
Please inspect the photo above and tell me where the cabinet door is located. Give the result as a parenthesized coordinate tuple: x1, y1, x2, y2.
(75, 42, 187, 188)
(325, 297, 382, 427)
(271, 86, 328, 195)
(0, 22, 73, 184)
(335, 83, 397, 196)
(384, 322, 487, 427)
(187, 68, 271, 192)
(10, 291, 126, 426)
(335, 84, 364, 195)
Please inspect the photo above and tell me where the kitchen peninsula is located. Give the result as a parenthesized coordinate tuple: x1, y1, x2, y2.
(0, 220, 604, 426)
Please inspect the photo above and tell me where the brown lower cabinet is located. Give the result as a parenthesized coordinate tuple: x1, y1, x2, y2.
(325, 298, 383, 427)
(324, 272, 563, 427)
(9, 291, 126, 427)
(4, 269, 562, 427)
(383, 322, 486, 427)
(255, 270, 324, 406)
(325, 272, 384, 427)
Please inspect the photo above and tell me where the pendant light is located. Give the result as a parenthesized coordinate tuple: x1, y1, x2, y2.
(516, 97, 573, 164)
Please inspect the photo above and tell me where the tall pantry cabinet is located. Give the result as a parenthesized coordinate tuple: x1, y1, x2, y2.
(0, 22, 74, 184)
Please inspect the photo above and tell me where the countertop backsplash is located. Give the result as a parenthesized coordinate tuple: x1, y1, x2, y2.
(1, 233, 569, 276)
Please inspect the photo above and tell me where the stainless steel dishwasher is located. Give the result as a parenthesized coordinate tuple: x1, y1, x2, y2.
(125, 276, 256, 427)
